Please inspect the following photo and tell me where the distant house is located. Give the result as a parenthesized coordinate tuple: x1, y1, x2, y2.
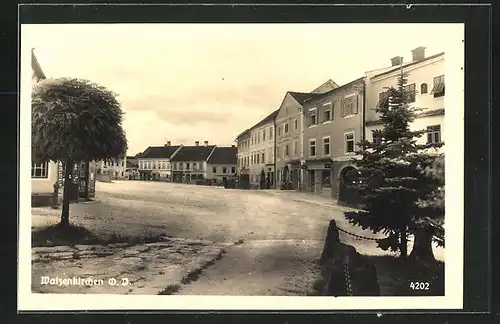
(97, 156, 127, 179)
(137, 142, 182, 181)
(170, 141, 216, 183)
(31, 49, 60, 206)
(125, 156, 139, 179)
(206, 146, 238, 184)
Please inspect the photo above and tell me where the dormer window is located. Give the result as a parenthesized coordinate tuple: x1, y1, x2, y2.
(421, 83, 428, 94)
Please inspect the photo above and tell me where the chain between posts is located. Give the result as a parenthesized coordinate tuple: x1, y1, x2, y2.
(337, 227, 381, 241)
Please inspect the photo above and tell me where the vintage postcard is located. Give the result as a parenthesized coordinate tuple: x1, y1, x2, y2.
(19, 22, 464, 311)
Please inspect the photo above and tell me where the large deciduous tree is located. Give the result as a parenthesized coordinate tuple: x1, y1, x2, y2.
(344, 69, 444, 261)
(32, 77, 127, 227)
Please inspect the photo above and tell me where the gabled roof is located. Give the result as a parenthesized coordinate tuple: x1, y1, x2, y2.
(310, 79, 339, 94)
(250, 109, 280, 130)
(288, 91, 322, 105)
(138, 145, 181, 159)
(208, 146, 237, 164)
(371, 52, 445, 79)
(31, 49, 46, 80)
(170, 145, 216, 162)
(303, 77, 365, 104)
(236, 128, 251, 140)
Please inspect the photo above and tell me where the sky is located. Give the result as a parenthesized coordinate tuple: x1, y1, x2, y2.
(23, 23, 460, 156)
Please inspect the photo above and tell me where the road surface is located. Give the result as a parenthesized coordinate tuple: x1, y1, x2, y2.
(32, 180, 444, 295)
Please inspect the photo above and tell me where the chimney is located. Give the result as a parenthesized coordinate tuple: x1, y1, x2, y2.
(411, 46, 426, 61)
(165, 141, 171, 147)
(195, 141, 199, 146)
(204, 141, 209, 146)
(391, 56, 404, 67)
(231, 145, 235, 148)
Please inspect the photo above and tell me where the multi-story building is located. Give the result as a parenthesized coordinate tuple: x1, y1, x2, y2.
(235, 129, 251, 180)
(125, 156, 139, 179)
(137, 142, 182, 180)
(246, 110, 279, 188)
(31, 49, 61, 206)
(302, 77, 365, 202)
(274, 80, 339, 190)
(97, 157, 127, 179)
(170, 141, 216, 183)
(206, 146, 238, 185)
(365, 47, 445, 154)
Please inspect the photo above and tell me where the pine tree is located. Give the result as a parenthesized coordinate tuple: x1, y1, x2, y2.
(344, 69, 444, 260)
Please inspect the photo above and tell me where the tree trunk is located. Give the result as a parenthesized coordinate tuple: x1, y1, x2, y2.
(409, 227, 436, 262)
(399, 228, 408, 260)
(60, 160, 73, 227)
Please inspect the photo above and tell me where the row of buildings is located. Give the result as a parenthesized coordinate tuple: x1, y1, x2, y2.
(235, 46, 445, 204)
(96, 141, 238, 185)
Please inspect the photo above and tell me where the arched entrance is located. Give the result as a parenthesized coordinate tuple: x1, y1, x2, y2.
(338, 166, 360, 207)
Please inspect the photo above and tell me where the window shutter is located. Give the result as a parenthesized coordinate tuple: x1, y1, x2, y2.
(427, 132, 432, 144)
(354, 95, 359, 114)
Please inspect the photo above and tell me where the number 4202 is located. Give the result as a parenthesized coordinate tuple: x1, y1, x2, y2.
(409, 282, 430, 290)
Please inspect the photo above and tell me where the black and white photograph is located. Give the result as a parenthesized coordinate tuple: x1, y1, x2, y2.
(19, 22, 464, 311)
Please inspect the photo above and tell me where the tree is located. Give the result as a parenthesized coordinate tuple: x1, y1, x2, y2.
(32, 78, 127, 227)
(344, 69, 444, 260)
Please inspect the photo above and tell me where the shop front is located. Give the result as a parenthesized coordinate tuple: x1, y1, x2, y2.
(304, 158, 333, 198)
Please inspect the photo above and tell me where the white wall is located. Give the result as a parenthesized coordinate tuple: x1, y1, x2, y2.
(32, 161, 59, 194)
(206, 164, 237, 180)
(248, 121, 275, 183)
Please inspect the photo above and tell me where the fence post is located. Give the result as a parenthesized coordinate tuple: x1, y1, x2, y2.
(320, 219, 340, 265)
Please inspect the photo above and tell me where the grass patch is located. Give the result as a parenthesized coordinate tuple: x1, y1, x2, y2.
(158, 284, 182, 295)
(32, 223, 168, 248)
(367, 255, 444, 296)
(181, 250, 226, 285)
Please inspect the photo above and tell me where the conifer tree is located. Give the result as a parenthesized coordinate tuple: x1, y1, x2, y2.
(344, 69, 444, 260)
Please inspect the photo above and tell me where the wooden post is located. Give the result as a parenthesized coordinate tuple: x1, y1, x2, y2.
(320, 219, 341, 265)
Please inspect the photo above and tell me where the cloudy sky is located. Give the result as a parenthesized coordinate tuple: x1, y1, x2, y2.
(23, 23, 460, 156)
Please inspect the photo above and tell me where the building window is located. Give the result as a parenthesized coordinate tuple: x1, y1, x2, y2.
(122, 160, 125, 167)
(309, 139, 316, 157)
(404, 83, 416, 103)
(263, 130, 266, 141)
(427, 125, 441, 144)
(310, 111, 317, 126)
(269, 127, 273, 139)
(323, 106, 332, 122)
(284, 144, 289, 156)
(293, 141, 298, 155)
(257, 154, 260, 164)
(378, 91, 389, 108)
(284, 123, 289, 134)
(321, 170, 331, 187)
(431, 75, 445, 97)
(161, 162, 166, 169)
(322, 137, 330, 155)
(341, 96, 358, 117)
(421, 83, 428, 94)
(277, 126, 281, 136)
(345, 132, 355, 153)
(372, 132, 383, 145)
(261, 152, 265, 163)
(186, 163, 190, 170)
(167, 162, 171, 169)
(294, 119, 298, 129)
(276, 146, 280, 159)
(223, 167, 227, 173)
(213, 166, 217, 173)
(32, 162, 48, 178)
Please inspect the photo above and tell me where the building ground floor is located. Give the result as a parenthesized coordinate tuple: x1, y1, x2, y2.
(302, 158, 361, 207)
(242, 164, 275, 189)
(275, 159, 302, 190)
(171, 171, 208, 184)
(32, 161, 97, 207)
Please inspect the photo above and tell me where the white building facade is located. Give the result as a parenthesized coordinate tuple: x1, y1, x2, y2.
(365, 47, 445, 153)
(247, 110, 278, 188)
